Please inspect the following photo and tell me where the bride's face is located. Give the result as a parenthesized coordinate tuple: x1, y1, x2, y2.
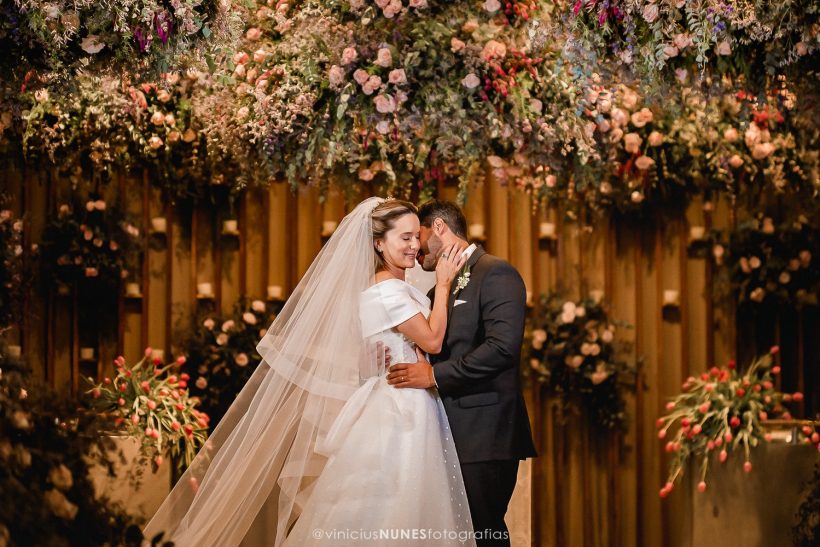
(377, 213, 421, 270)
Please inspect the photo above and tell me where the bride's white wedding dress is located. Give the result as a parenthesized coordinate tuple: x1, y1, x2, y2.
(283, 279, 475, 546)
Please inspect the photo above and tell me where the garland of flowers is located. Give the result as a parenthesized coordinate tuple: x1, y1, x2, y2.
(524, 292, 635, 431)
(181, 299, 276, 427)
(39, 197, 141, 290)
(569, 0, 820, 83)
(0, 204, 37, 329)
(0, 0, 237, 80)
(655, 348, 818, 498)
(85, 348, 210, 473)
(702, 213, 818, 310)
(0, 344, 143, 545)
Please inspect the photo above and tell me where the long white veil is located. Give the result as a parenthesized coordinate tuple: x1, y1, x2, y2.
(143, 197, 385, 546)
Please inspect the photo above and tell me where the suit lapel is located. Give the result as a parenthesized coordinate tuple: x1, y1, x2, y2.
(448, 245, 486, 316)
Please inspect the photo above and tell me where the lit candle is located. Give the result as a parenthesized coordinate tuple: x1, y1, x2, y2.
(267, 285, 284, 300)
(197, 282, 214, 297)
(321, 221, 338, 237)
(7, 345, 21, 358)
(125, 283, 141, 297)
(223, 219, 238, 234)
(539, 222, 557, 239)
(468, 223, 485, 240)
(151, 217, 167, 233)
(80, 347, 95, 361)
(663, 290, 680, 307)
(689, 226, 705, 241)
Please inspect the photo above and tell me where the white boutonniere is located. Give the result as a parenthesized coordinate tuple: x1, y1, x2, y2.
(453, 265, 471, 295)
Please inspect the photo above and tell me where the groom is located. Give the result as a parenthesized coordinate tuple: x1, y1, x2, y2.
(387, 200, 537, 546)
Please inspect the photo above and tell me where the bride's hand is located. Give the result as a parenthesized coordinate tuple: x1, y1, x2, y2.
(435, 243, 468, 288)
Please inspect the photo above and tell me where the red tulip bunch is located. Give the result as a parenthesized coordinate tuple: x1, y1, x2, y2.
(86, 347, 209, 472)
(656, 347, 816, 498)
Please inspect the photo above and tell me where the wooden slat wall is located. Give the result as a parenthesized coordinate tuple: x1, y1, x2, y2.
(3, 169, 816, 547)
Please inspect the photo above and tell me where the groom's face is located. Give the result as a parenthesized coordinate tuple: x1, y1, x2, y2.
(418, 224, 444, 272)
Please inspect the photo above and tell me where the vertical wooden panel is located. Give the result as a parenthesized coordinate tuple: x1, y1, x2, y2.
(244, 189, 266, 299)
(296, 186, 321, 280)
(487, 175, 509, 260)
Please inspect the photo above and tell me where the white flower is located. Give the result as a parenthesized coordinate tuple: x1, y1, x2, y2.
(148, 136, 163, 149)
(34, 89, 50, 103)
(246, 27, 262, 41)
(483, 0, 501, 12)
(376, 48, 393, 68)
(729, 154, 744, 168)
(779, 272, 791, 284)
(750, 287, 766, 302)
(252, 300, 265, 312)
(724, 127, 739, 142)
(761, 217, 775, 234)
(799, 250, 812, 267)
(674, 68, 688, 83)
(151, 111, 165, 126)
(236, 106, 250, 121)
(749, 256, 762, 269)
(216, 333, 229, 346)
(203, 318, 215, 330)
(253, 48, 267, 64)
(530, 98, 543, 113)
(620, 87, 639, 110)
(569, 355, 584, 368)
(642, 3, 659, 23)
(376, 120, 391, 134)
(611, 108, 628, 127)
(235, 353, 249, 367)
(631, 191, 644, 203)
(80, 35, 105, 54)
(451, 37, 466, 53)
(243, 312, 257, 325)
(462, 73, 481, 89)
(221, 320, 235, 332)
(532, 329, 547, 344)
(562, 302, 578, 315)
(601, 329, 614, 343)
(630, 107, 653, 128)
(673, 33, 693, 49)
(196, 376, 208, 389)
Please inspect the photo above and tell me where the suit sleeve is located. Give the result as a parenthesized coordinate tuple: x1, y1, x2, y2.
(433, 262, 526, 395)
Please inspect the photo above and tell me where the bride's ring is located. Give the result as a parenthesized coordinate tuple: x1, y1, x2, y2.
(402, 376, 406, 382)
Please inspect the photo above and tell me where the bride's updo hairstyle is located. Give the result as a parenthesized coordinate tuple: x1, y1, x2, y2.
(371, 199, 418, 271)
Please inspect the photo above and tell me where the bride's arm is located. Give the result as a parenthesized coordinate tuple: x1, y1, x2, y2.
(395, 244, 465, 354)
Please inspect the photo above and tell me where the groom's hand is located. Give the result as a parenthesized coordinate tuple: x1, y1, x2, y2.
(387, 355, 434, 389)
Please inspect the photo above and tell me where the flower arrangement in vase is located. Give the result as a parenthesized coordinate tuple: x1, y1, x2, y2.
(525, 292, 635, 431)
(39, 197, 141, 291)
(86, 347, 209, 473)
(181, 298, 277, 427)
(656, 347, 818, 498)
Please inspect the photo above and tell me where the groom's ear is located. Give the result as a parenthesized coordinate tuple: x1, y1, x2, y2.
(434, 217, 449, 236)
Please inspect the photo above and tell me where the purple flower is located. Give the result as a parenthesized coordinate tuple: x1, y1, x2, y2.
(133, 26, 149, 53)
(154, 11, 175, 45)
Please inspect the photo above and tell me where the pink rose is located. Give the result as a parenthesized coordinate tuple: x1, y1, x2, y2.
(329, 65, 345, 87)
(388, 68, 407, 85)
(353, 69, 370, 85)
(451, 37, 466, 53)
(151, 111, 165, 126)
(376, 48, 393, 67)
(233, 51, 250, 65)
(157, 89, 172, 103)
(374, 94, 396, 113)
(148, 136, 163, 149)
(481, 40, 506, 61)
(642, 3, 659, 23)
(716, 40, 732, 56)
(462, 73, 480, 89)
(624, 133, 642, 154)
(752, 142, 775, 160)
(358, 168, 374, 181)
(462, 20, 479, 33)
(341, 47, 358, 66)
(409, 0, 427, 7)
(253, 48, 267, 64)
(246, 28, 262, 41)
(724, 127, 738, 142)
(362, 75, 382, 95)
(648, 131, 663, 146)
(635, 155, 656, 170)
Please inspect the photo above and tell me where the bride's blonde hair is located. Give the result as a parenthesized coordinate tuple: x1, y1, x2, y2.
(371, 199, 418, 271)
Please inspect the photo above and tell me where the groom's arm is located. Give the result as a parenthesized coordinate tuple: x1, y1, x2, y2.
(432, 263, 525, 396)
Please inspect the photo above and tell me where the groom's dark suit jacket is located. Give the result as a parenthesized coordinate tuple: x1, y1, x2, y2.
(428, 246, 537, 463)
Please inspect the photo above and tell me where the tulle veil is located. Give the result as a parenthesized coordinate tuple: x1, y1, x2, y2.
(143, 197, 386, 546)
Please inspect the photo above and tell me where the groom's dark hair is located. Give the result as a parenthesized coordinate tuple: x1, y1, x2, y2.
(417, 200, 468, 239)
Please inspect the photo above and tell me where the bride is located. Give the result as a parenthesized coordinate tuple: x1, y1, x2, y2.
(143, 197, 476, 546)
